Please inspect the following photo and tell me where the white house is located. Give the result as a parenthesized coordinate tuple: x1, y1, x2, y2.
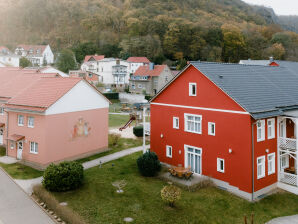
(82, 58, 130, 88)
(81, 55, 105, 74)
(127, 57, 150, 74)
(39, 66, 69, 77)
(15, 45, 54, 67)
(0, 46, 20, 67)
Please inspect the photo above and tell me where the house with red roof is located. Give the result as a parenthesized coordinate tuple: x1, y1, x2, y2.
(129, 63, 174, 95)
(81, 55, 105, 74)
(15, 44, 54, 66)
(3, 76, 110, 169)
(127, 57, 150, 74)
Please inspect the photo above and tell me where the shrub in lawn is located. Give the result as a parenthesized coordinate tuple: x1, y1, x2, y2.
(33, 184, 86, 224)
(161, 184, 181, 207)
(137, 151, 161, 177)
(133, 126, 143, 137)
(108, 133, 121, 147)
(42, 161, 84, 192)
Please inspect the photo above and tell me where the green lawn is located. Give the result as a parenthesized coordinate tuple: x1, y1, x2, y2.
(76, 135, 146, 164)
(53, 152, 298, 224)
(0, 146, 5, 156)
(109, 114, 135, 128)
(0, 162, 43, 179)
(109, 99, 122, 113)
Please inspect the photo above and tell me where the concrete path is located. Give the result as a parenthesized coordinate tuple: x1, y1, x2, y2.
(83, 145, 149, 169)
(0, 156, 17, 164)
(0, 168, 54, 224)
(15, 177, 43, 195)
(267, 215, 298, 224)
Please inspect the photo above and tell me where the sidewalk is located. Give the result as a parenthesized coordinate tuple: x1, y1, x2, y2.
(267, 215, 298, 224)
(0, 168, 54, 224)
(16, 145, 150, 194)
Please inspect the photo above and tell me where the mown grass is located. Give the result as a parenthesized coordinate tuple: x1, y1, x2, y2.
(0, 162, 43, 179)
(76, 135, 146, 164)
(53, 152, 298, 224)
(109, 114, 135, 128)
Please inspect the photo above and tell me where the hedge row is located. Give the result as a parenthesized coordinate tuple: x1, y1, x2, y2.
(103, 92, 119, 100)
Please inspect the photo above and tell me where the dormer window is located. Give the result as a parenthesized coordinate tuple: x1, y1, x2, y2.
(189, 83, 197, 96)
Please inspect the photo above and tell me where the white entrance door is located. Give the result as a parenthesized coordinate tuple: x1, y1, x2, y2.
(0, 128, 3, 145)
(185, 145, 202, 174)
(17, 141, 23, 160)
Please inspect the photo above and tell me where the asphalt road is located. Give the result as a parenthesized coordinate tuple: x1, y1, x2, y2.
(0, 168, 54, 224)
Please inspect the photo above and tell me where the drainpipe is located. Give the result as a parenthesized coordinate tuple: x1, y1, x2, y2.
(251, 121, 256, 202)
(5, 110, 9, 156)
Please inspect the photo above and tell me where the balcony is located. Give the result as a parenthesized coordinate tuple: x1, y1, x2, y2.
(279, 137, 297, 151)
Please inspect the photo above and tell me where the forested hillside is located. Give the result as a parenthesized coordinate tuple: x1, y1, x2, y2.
(1, 0, 298, 65)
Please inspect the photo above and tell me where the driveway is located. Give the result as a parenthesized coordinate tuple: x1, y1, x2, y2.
(0, 168, 54, 224)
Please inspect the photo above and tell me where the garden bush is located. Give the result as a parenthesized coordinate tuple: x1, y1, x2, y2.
(103, 92, 119, 100)
(145, 95, 152, 101)
(42, 161, 84, 192)
(161, 184, 181, 207)
(133, 126, 143, 137)
(108, 133, 121, 147)
(137, 151, 161, 177)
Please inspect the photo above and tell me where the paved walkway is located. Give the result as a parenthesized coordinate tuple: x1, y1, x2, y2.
(0, 156, 17, 164)
(83, 145, 149, 169)
(267, 215, 298, 224)
(16, 145, 150, 194)
(0, 168, 54, 224)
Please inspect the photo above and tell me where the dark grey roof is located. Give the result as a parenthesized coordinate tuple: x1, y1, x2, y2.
(191, 61, 298, 119)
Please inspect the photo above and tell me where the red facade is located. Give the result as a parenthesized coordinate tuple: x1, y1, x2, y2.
(151, 65, 278, 196)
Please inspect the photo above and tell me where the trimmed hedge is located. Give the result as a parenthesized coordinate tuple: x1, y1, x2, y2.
(42, 161, 84, 192)
(137, 151, 161, 177)
(145, 95, 152, 101)
(103, 92, 119, 100)
(133, 126, 143, 137)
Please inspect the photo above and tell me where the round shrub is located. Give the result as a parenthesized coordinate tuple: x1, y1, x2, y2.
(42, 161, 84, 192)
(161, 184, 181, 207)
(137, 151, 161, 177)
(133, 126, 143, 137)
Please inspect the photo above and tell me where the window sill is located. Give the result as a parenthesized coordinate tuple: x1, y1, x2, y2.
(257, 175, 265, 179)
(268, 172, 275, 176)
(185, 130, 202, 135)
(18, 124, 24, 127)
(29, 152, 38, 155)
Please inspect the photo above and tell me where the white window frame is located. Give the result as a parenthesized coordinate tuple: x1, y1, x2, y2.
(28, 116, 34, 128)
(257, 156, 265, 179)
(18, 115, 24, 126)
(173, 117, 179, 129)
(189, 83, 197, 96)
(281, 154, 289, 169)
(166, 145, 172, 158)
(30, 142, 38, 154)
(217, 158, 225, 173)
(208, 122, 215, 136)
(0, 107, 4, 115)
(267, 118, 275, 139)
(267, 152, 275, 175)
(184, 113, 202, 134)
(257, 120, 265, 142)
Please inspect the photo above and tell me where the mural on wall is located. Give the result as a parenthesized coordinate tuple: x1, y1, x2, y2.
(71, 118, 91, 139)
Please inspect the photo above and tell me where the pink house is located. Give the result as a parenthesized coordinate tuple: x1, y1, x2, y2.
(2, 75, 110, 169)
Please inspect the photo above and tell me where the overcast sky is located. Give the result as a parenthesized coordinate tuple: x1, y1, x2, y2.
(242, 0, 298, 15)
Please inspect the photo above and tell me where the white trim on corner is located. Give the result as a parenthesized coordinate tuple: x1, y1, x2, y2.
(151, 102, 249, 115)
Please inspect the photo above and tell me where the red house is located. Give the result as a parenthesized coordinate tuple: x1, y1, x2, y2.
(150, 61, 298, 201)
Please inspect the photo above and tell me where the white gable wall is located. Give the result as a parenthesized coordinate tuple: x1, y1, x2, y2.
(45, 80, 109, 115)
(43, 45, 54, 64)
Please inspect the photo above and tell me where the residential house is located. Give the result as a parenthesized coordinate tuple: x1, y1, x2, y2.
(129, 63, 174, 95)
(150, 61, 298, 201)
(127, 57, 150, 74)
(69, 70, 100, 85)
(15, 45, 54, 66)
(82, 58, 130, 88)
(0, 46, 20, 67)
(3, 76, 110, 169)
(81, 55, 105, 73)
(39, 66, 69, 77)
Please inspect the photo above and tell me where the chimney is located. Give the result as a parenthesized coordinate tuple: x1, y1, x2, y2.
(269, 56, 274, 63)
(149, 62, 154, 70)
